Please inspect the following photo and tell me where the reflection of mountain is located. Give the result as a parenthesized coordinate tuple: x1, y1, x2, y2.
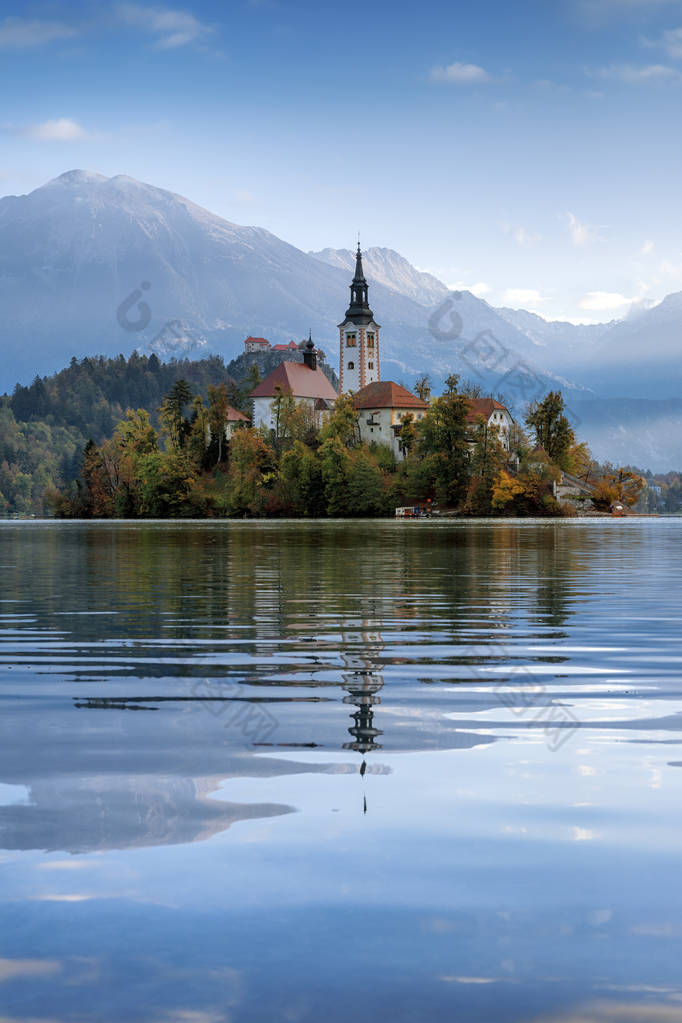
(0, 774, 292, 854)
(0, 699, 356, 855)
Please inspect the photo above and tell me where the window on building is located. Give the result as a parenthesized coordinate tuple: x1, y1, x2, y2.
(348, 361, 354, 370)
(346, 333, 357, 347)
(367, 332, 375, 348)
(368, 361, 374, 369)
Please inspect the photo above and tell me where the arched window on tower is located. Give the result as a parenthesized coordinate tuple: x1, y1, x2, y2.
(348, 361, 355, 370)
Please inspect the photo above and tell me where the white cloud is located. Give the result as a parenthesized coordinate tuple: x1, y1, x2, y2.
(0, 17, 77, 48)
(117, 4, 213, 48)
(641, 239, 655, 255)
(579, 290, 634, 311)
(503, 287, 547, 307)
(430, 62, 491, 84)
(660, 26, 682, 57)
(25, 118, 88, 141)
(565, 211, 602, 246)
(505, 225, 541, 246)
(593, 62, 682, 81)
(0, 958, 61, 982)
(451, 280, 490, 296)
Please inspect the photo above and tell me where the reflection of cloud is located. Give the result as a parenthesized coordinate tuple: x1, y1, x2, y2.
(588, 908, 613, 927)
(430, 62, 492, 84)
(0, 17, 77, 48)
(0, 958, 61, 982)
(527, 1002, 682, 1021)
(37, 859, 94, 870)
(116, 3, 214, 49)
(162, 1012, 227, 1023)
(29, 893, 98, 902)
(440, 975, 506, 984)
(631, 921, 681, 937)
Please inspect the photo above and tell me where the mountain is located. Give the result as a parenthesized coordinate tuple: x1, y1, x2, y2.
(495, 307, 612, 370)
(310, 246, 449, 308)
(583, 292, 682, 398)
(570, 397, 682, 472)
(0, 171, 578, 409)
(6, 169, 682, 468)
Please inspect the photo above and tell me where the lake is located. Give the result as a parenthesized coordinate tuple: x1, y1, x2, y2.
(1, 519, 682, 1023)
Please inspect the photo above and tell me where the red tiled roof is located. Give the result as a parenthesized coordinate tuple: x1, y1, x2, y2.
(250, 362, 338, 401)
(465, 397, 510, 423)
(353, 381, 430, 410)
(245, 336, 269, 345)
(227, 406, 249, 422)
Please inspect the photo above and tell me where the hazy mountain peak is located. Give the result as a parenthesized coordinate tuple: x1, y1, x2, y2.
(45, 169, 110, 188)
(310, 245, 449, 308)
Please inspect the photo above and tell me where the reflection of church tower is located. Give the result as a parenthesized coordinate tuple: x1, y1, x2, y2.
(342, 672, 383, 753)
(338, 245, 381, 393)
(340, 615, 385, 754)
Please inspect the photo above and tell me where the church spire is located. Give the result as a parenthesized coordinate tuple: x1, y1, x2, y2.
(338, 239, 381, 393)
(344, 244, 374, 324)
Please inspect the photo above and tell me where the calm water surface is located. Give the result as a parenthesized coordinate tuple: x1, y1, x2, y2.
(1, 520, 682, 1023)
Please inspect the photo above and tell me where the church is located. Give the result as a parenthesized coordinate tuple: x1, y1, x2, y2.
(249, 245, 513, 458)
(250, 244, 430, 461)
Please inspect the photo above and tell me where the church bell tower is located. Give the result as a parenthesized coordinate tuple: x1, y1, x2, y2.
(338, 244, 381, 393)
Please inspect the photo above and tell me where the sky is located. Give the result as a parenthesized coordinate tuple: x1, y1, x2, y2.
(1, 0, 682, 323)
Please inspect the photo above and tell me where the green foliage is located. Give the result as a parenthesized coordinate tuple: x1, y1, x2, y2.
(415, 388, 471, 507)
(6, 351, 589, 520)
(525, 391, 575, 469)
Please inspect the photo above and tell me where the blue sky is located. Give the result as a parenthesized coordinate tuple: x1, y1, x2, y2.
(2, 0, 682, 322)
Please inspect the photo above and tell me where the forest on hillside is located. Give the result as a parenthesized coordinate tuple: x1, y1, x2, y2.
(0, 353, 256, 516)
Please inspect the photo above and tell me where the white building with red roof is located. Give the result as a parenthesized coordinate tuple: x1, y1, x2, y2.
(243, 336, 271, 353)
(249, 336, 338, 430)
(465, 397, 514, 449)
(353, 381, 429, 460)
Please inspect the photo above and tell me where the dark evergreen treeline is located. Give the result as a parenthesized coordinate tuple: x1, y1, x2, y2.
(8, 352, 249, 437)
(0, 353, 259, 516)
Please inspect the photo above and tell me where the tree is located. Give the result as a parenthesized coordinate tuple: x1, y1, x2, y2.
(525, 391, 575, 469)
(269, 386, 298, 454)
(460, 379, 483, 398)
(159, 379, 193, 451)
(207, 383, 231, 464)
(80, 440, 115, 517)
(278, 440, 325, 516)
(226, 428, 274, 516)
(399, 413, 416, 458)
(347, 450, 385, 516)
(320, 437, 353, 516)
(415, 384, 471, 507)
(492, 469, 525, 511)
(320, 394, 361, 448)
(414, 376, 431, 401)
(590, 467, 645, 511)
(465, 419, 508, 514)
